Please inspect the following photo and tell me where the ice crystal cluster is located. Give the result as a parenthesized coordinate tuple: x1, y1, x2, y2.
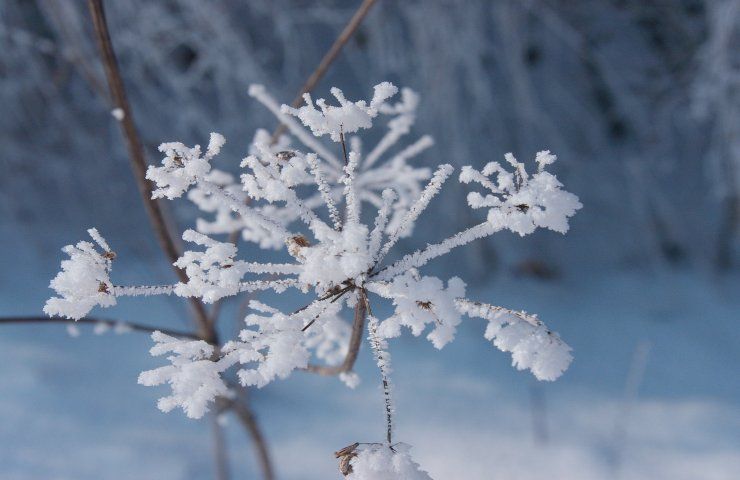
(45, 81, 581, 477)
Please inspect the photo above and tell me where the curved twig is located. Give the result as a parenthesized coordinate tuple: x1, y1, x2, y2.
(303, 289, 368, 376)
(0, 316, 199, 340)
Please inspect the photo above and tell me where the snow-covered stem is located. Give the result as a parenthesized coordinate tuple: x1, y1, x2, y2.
(197, 177, 290, 241)
(307, 154, 343, 230)
(368, 189, 396, 262)
(112, 284, 175, 297)
(454, 298, 542, 328)
(375, 221, 495, 281)
(375, 164, 454, 264)
(367, 314, 394, 444)
(236, 279, 301, 294)
(342, 152, 361, 224)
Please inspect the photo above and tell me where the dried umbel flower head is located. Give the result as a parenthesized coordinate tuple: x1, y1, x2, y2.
(44, 81, 580, 472)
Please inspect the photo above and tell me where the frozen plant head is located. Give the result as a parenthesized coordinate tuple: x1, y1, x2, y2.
(460, 150, 582, 236)
(44, 80, 582, 477)
(43, 228, 116, 320)
(220, 82, 435, 249)
(281, 82, 398, 142)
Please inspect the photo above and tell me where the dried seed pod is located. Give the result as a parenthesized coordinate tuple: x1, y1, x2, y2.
(287, 235, 311, 259)
(416, 300, 433, 310)
(102, 251, 117, 260)
(275, 150, 297, 162)
(334, 443, 359, 476)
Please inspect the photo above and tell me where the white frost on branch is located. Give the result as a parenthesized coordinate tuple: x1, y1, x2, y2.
(460, 150, 582, 236)
(137, 331, 235, 419)
(369, 270, 466, 349)
(456, 299, 573, 381)
(245, 82, 433, 245)
(147, 132, 225, 200)
(173, 229, 249, 303)
(44, 228, 116, 320)
(281, 82, 398, 142)
(224, 300, 332, 388)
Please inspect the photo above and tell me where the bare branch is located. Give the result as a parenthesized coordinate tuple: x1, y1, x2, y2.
(271, 0, 379, 142)
(86, 0, 213, 342)
(0, 316, 199, 340)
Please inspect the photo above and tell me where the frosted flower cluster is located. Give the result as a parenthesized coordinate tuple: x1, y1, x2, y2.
(44, 228, 116, 319)
(188, 83, 433, 249)
(44, 80, 581, 473)
(137, 331, 234, 419)
(147, 132, 225, 200)
(281, 81, 398, 141)
(460, 150, 582, 236)
(369, 269, 466, 349)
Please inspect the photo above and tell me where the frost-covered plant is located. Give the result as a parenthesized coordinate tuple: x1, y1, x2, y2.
(44, 81, 581, 477)
(187, 83, 433, 249)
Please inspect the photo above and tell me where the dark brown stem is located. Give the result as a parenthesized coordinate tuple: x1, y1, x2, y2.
(304, 289, 367, 376)
(271, 0, 379, 142)
(0, 316, 199, 340)
(86, 0, 213, 342)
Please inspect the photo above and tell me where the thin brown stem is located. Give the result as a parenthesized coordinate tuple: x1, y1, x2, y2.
(303, 289, 368, 376)
(86, 0, 213, 342)
(211, 413, 231, 480)
(0, 316, 199, 340)
(219, 394, 275, 480)
(271, 0, 379, 143)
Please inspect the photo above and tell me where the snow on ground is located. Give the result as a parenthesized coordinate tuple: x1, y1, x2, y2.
(0, 238, 738, 479)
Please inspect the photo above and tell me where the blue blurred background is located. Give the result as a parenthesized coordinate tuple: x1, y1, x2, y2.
(1, 1, 738, 479)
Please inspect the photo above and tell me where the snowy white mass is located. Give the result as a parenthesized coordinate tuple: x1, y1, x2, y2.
(44, 81, 581, 478)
